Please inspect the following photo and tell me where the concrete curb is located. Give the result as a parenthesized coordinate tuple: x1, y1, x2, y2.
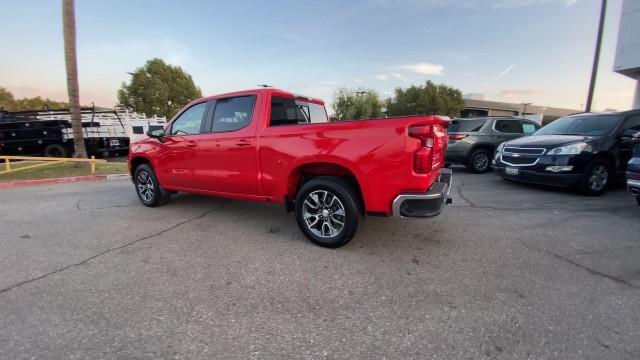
(0, 175, 108, 189)
(106, 174, 131, 180)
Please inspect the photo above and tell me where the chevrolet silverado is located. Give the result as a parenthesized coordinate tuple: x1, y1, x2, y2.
(128, 88, 452, 247)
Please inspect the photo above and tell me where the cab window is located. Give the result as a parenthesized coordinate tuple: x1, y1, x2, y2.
(170, 102, 207, 135)
(211, 96, 256, 132)
(270, 97, 328, 126)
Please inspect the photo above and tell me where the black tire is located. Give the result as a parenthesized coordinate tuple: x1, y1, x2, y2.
(43, 144, 68, 158)
(467, 149, 491, 173)
(576, 159, 611, 196)
(133, 164, 171, 207)
(636, 196, 640, 207)
(294, 176, 360, 248)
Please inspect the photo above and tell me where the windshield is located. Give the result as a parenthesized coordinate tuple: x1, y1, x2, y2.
(534, 115, 620, 136)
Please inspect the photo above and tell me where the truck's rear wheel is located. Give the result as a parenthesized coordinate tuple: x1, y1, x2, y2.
(134, 164, 171, 207)
(294, 176, 360, 248)
(43, 144, 68, 158)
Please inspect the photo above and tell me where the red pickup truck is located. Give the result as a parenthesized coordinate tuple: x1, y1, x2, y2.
(128, 88, 452, 247)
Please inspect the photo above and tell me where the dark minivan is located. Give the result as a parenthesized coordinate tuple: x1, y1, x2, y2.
(493, 110, 640, 195)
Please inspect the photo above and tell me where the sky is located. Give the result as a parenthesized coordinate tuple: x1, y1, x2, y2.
(0, 0, 636, 113)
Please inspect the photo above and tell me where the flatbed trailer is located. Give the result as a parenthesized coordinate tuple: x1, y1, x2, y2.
(0, 107, 131, 158)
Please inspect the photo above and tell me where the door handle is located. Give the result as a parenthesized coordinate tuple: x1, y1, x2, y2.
(186, 141, 197, 147)
(235, 140, 251, 147)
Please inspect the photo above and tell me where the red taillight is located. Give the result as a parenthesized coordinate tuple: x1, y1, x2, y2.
(449, 134, 467, 141)
(414, 147, 433, 173)
(409, 125, 433, 145)
(409, 124, 434, 174)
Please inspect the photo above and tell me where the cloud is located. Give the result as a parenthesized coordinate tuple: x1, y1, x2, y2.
(493, 0, 579, 8)
(402, 62, 444, 75)
(373, 0, 579, 8)
(497, 64, 516, 78)
(499, 89, 546, 97)
(375, 74, 389, 80)
(391, 72, 407, 81)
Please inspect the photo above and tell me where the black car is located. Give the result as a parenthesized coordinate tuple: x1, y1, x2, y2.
(493, 110, 640, 195)
(626, 132, 640, 206)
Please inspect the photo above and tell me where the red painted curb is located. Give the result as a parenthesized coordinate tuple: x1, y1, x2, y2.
(0, 175, 107, 189)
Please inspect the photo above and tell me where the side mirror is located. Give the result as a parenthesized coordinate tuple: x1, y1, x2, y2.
(146, 129, 166, 142)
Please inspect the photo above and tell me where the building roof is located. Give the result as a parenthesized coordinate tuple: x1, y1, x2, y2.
(463, 98, 581, 117)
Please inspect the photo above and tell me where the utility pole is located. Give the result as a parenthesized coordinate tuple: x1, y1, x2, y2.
(585, 0, 607, 112)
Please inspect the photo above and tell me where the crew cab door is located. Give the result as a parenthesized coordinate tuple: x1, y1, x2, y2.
(195, 95, 259, 195)
(155, 101, 208, 189)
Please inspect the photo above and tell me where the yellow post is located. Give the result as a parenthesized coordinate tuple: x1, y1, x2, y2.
(90, 156, 96, 174)
(4, 158, 10, 171)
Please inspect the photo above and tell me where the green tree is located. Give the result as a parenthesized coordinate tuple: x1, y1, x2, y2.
(332, 88, 383, 121)
(0, 87, 69, 111)
(118, 58, 202, 118)
(0, 87, 15, 110)
(386, 81, 464, 118)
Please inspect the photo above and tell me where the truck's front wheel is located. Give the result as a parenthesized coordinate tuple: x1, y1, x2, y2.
(134, 164, 171, 207)
(294, 176, 360, 248)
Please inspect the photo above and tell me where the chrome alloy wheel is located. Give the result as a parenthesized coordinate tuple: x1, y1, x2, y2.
(473, 153, 490, 171)
(588, 164, 609, 192)
(302, 190, 346, 238)
(136, 171, 154, 202)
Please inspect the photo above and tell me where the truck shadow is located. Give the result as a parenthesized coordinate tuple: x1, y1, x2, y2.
(165, 192, 444, 254)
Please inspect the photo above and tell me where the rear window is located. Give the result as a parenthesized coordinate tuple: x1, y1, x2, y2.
(132, 126, 144, 134)
(270, 97, 328, 126)
(449, 119, 486, 133)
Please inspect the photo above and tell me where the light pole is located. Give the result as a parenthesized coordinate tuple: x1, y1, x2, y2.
(585, 0, 607, 112)
(521, 102, 532, 117)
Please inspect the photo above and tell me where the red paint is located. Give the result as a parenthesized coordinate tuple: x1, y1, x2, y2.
(129, 88, 450, 215)
(0, 175, 107, 189)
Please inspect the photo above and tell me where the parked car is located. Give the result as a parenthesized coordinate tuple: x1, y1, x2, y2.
(128, 88, 452, 248)
(445, 117, 540, 173)
(626, 132, 640, 206)
(493, 110, 640, 195)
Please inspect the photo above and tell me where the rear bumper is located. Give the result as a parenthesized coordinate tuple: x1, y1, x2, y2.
(392, 168, 453, 218)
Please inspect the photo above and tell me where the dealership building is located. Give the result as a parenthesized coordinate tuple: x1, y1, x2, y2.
(461, 95, 580, 124)
(614, 0, 640, 109)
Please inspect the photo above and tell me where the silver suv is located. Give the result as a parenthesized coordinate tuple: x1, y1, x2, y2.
(445, 117, 540, 173)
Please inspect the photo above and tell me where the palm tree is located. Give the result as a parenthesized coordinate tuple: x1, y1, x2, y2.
(63, 0, 87, 158)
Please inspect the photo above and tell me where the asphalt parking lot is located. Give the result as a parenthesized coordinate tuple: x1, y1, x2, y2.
(1, 169, 639, 359)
